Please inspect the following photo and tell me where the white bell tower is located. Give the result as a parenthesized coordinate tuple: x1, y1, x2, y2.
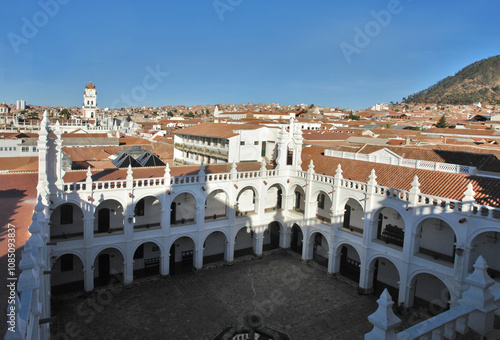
(82, 81, 97, 119)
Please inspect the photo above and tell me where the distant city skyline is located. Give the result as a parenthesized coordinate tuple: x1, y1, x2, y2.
(1, 1, 499, 110)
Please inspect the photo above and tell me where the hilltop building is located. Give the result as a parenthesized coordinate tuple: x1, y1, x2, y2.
(6, 112, 500, 339)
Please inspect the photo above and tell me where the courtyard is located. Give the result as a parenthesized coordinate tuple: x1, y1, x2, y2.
(51, 251, 392, 339)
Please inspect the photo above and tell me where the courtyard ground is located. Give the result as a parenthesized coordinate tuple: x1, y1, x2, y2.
(50, 251, 491, 340)
(51, 251, 380, 339)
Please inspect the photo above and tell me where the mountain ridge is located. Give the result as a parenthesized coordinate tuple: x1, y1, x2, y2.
(403, 55, 500, 105)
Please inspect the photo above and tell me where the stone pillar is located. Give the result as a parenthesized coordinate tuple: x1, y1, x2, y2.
(194, 248, 203, 270)
(226, 239, 235, 263)
(85, 253, 94, 291)
(404, 283, 416, 308)
(124, 260, 133, 285)
(253, 231, 264, 257)
(327, 247, 337, 274)
(365, 289, 401, 340)
(280, 229, 291, 249)
(359, 264, 375, 294)
(160, 254, 168, 276)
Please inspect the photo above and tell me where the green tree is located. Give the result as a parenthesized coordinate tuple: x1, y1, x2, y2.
(348, 111, 360, 120)
(167, 111, 173, 117)
(436, 114, 449, 128)
(60, 108, 71, 119)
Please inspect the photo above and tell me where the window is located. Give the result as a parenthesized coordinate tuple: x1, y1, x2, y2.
(21, 147, 28, 152)
(240, 141, 245, 146)
(8, 147, 12, 151)
(60, 204, 73, 225)
(254, 141, 259, 145)
(60, 254, 73, 272)
(134, 199, 145, 216)
(32, 147, 37, 152)
(12, 147, 16, 151)
(0, 147, 3, 151)
(317, 194, 325, 210)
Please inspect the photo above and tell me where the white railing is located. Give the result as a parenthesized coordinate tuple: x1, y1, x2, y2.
(366, 257, 498, 340)
(395, 304, 474, 339)
(324, 149, 477, 175)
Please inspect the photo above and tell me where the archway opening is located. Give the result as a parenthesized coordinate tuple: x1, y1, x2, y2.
(370, 258, 400, 301)
(93, 248, 124, 288)
(338, 244, 361, 283)
(50, 203, 84, 241)
(234, 226, 254, 258)
(373, 207, 405, 249)
(236, 187, 257, 216)
(263, 221, 281, 251)
(290, 223, 303, 255)
(341, 198, 364, 235)
(468, 231, 500, 282)
(205, 190, 228, 221)
(315, 192, 332, 223)
(51, 254, 84, 296)
(416, 218, 456, 264)
(133, 242, 161, 280)
(291, 186, 305, 214)
(203, 231, 227, 265)
(133, 196, 162, 231)
(410, 273, 450, 316)
(311, 232, 328, 268)
(94, 200, 124, 235)
(265, 185, 284, 212)
(170, 237, 195, 275)
(171, 193, 196, 226)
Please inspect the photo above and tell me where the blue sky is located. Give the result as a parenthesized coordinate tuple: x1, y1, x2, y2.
(0, 0, 499, 110)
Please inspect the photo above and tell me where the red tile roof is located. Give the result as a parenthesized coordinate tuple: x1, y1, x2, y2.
(302, 147, 500, 207)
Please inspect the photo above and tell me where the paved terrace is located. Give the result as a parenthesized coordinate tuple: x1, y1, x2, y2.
(51, 252, 381, 340)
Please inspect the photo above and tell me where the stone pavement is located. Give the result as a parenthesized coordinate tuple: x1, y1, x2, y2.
(51, 251, 380, 340)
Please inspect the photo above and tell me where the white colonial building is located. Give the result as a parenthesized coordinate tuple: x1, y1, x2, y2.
(7, 112, 500, 339)
(173, 123, 280, 165)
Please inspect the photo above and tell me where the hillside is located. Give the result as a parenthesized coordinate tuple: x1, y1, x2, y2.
(403, 55, 500, 105)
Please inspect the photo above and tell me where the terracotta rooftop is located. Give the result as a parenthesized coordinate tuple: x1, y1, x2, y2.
(301, 147, 500, 207)
(0, 173, 38, 256)
(173, 123, 268, 138)
(85, 81, 95, 89)
(0, 157, 38, 171)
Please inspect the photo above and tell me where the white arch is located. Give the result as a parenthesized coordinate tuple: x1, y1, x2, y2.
(131, 239, 164, 258)
(133, 194, 164, 210)
(169, 234, 198, 250)
(367, 254, 402, 280)
(50, 250, 85, 269)
(203, 229, 230, 246)
(413, 214, 458, 236)
(92, 245, 126, 265)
